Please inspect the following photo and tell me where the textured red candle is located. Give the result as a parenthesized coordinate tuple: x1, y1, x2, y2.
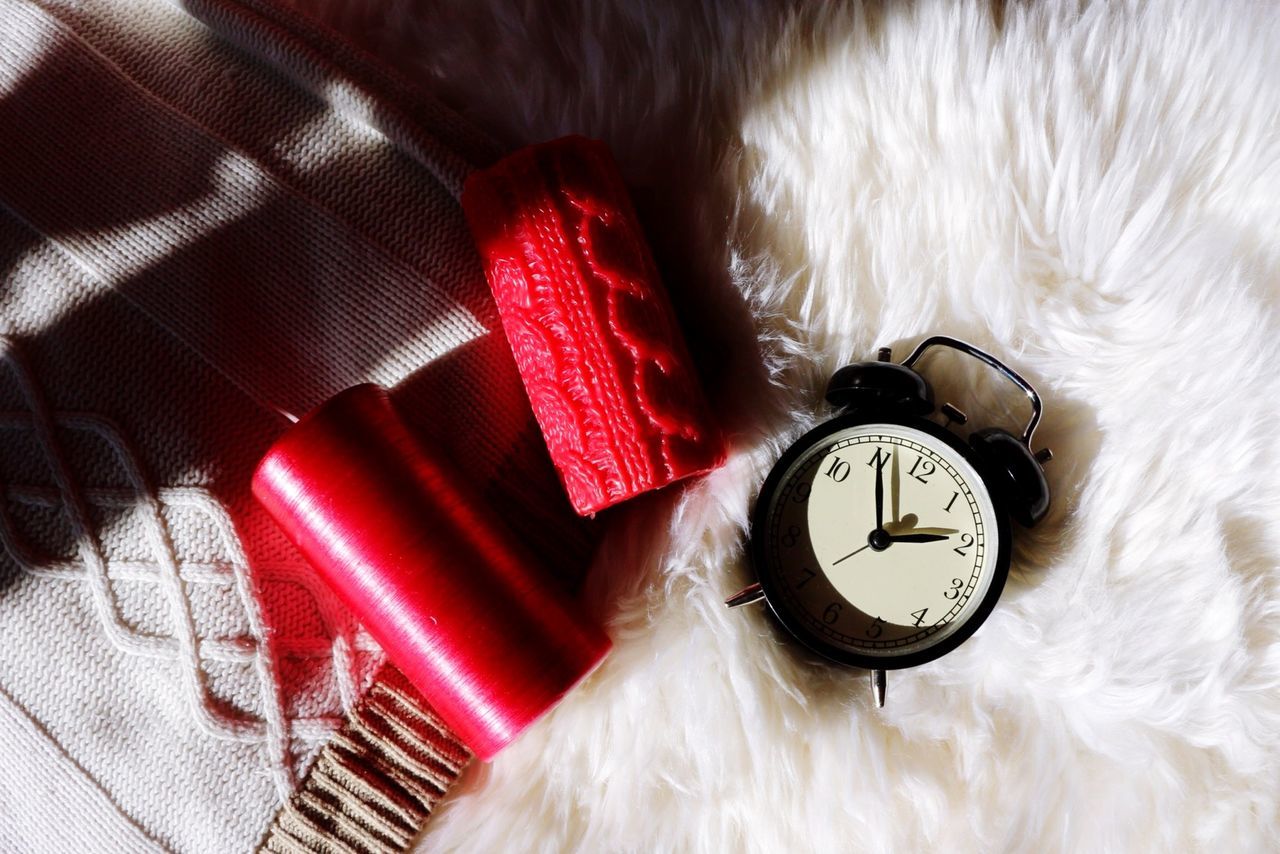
(462, 136, 725, 516)
(252, 384, 610, 760)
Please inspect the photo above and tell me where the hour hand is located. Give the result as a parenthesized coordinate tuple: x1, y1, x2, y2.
(885, 532, 950, 544)
(883, 523, 959, 537)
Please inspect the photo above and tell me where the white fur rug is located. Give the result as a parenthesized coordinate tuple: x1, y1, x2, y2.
(302, 2, 1280, 850)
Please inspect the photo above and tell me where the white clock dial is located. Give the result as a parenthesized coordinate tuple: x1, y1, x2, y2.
(763, 422, 1000, 658)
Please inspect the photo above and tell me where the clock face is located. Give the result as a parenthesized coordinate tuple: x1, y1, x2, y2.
(753, 419, 1007, 668)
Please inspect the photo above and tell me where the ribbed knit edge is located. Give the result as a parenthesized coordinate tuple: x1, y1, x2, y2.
(257, 665, 472, 854)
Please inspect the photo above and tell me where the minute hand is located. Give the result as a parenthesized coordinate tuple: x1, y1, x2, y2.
(886, 532, 950, 544)
(874, 454, 885, 531)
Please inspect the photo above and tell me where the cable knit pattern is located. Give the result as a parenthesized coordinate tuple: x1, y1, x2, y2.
(463, 136, 725, 515)
(0, 336, 388, 800)
(1, 337, 285, 792)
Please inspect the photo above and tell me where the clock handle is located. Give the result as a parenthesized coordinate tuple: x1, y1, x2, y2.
(900, 335, 1043, 448)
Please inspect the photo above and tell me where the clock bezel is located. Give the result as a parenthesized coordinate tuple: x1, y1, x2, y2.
(749, 410, 1013, 671)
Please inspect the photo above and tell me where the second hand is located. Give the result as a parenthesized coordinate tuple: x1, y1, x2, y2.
(832, 543, 872, 565)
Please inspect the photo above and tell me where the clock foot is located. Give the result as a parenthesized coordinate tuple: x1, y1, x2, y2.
(870, 669, 886, 708)
(724, 582, 765, 608)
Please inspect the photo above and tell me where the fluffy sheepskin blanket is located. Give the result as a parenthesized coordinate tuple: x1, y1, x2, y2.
(302, 1, 1280, 850)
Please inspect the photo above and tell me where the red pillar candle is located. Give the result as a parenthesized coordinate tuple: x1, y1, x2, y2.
(462, 136, 725, 516)
(252, 384, 610, 760)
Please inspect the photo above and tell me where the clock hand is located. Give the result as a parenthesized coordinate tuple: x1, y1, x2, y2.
(874, 450, 885, 532)
(883, 523, 960, 536)
(832, 543, 872, 565)
(890, 446, 900, 526)
(885, 532, 950, 544)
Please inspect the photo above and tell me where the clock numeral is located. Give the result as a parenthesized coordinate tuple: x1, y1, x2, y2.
(908, 455, 936, 484)
(782, 525, 802, 548)
(797, 567, 816, 589)
(943, 577, 964, 599)
(867, 447, 890, 470)
(792, 481, 812, 503)
(953, 533, 975, 556)
(825, 456, 851, 483)
(865, 616, 885, 638)
(910, 607, 929, 627)
(823, 602, 842, 624)
(944, 491, 960, 513)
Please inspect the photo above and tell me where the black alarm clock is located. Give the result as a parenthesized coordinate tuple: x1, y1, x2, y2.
(727, 336, 1052, 706)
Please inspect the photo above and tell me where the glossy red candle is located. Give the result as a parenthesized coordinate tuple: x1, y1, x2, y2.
(253, 384, 610, 760)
